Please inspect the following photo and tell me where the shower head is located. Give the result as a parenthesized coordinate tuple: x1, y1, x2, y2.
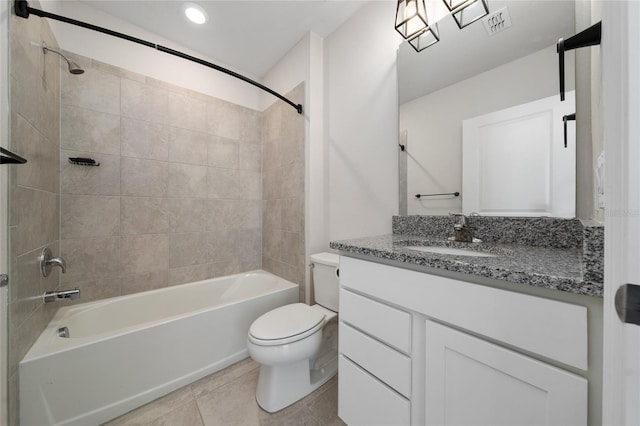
(41, 42, 85, 75)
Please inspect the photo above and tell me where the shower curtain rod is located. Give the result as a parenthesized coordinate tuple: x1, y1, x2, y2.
(14, 0, 303, 115)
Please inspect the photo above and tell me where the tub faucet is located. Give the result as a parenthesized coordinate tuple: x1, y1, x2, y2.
(450, 213, 474, 242)
(44, 289, 80, 303)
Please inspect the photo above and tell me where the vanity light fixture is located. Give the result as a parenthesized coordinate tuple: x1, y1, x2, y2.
(396, 0, 489, 52)
(184, 2, 208, 25)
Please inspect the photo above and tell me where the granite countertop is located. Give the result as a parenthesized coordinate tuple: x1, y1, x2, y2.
(330, 233, 603, 297)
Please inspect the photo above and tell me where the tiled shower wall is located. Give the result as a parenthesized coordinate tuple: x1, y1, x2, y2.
(59, 54, 263, 302)
(8, 4, 62, 423)
(262, 84, 306, 302)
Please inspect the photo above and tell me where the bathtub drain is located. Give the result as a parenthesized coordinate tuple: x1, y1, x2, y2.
(57, 327, 70, 338)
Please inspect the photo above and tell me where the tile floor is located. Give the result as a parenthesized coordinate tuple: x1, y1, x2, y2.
(103, 358, 345, 426)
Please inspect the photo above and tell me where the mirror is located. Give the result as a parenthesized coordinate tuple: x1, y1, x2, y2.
(398, 0, 593, 217)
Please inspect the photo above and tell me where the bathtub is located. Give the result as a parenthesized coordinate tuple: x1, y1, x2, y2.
(19, 270, 298, 426)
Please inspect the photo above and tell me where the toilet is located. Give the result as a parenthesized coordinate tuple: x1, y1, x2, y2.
(247, 252, 340, 413)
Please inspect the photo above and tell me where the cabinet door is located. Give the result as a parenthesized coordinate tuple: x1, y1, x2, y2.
(425, 320, 587, 426)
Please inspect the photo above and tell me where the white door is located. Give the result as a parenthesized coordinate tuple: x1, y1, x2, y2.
(602, 1, 640, 425)
(462, 92, 576, 217)
(424, 320, 587, 426)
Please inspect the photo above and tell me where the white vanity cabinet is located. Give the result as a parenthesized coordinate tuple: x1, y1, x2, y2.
(337, 256, 591, 426)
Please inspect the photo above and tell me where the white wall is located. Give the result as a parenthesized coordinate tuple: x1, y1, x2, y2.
(43, 1, 262, 110)
(324, 1, 400, 240)
(401, 45, 575, 215)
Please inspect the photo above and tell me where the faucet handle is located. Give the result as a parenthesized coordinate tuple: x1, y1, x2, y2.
(39, 247, 67, 277)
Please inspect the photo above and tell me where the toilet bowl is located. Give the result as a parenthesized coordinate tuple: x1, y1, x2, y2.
(247, 252, 340, 413)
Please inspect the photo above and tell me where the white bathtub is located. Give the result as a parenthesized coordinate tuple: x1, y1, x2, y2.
(19, 270, 298, 426)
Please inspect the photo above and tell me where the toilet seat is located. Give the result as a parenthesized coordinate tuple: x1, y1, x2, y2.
(249, 303, 326, 346)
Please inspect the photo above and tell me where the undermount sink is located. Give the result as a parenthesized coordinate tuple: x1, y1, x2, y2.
(404, 246, 497, 257)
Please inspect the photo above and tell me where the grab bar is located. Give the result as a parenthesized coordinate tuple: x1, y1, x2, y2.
(415, 192, 460, 199)
(0, 147, 27, 165)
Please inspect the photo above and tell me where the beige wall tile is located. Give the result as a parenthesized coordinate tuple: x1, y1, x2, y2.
(282, 161, 304, 198)
(207, 167, 238, 199)
(169, 127, 208, 165)
(61, 150, 120, 195)
(12, 113, 59, 193)
(262, 256, 282, 276)
(61, 195, 120, 239)
(60, 237, 121, 285)
(207, 100, 240, 140)
(122, 270, 168, 295)
(121, 157, 168, 197)
(237, 199, 261, 230)
(121, 197, 169, 235)
(240, 109, 262, 144)
(207, 199, 241, 231)
(73, 277, 122, 303)
(169, 91, 207, 132)
(62, 66, 120, 114)
(282, 196, 304, 234)
(168, 264, 210, 287)
(237, 170, 261, 200)
(61, 105, 120, 155)
(263, 199, 281, 231)
(168, 163, 208, 198)
(238, 229, 261, 263)
(13, 187, 59, 256)
(263, 227, 281, 262)
(168, 198, 208, 233)
(208, 229, 238, 262)
(121, 117, 169, 161)
(13, 247, 44, 328)
(262, 167, 281, 200)
(121, 78, 168, 124)
(262, 137, 281, 172)
(121, 234, 169, 275)
(262, 101, 282, 143)
(281, 231, 302, 267)
(208, 136, 238, 169)
(169, 232, 209, 268)
(239, 143, 261, 171)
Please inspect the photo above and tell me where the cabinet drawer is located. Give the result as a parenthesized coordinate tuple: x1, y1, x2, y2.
(340, 289, 411, 354)
(338, 355, 410, 426)
(339, 322, 411, 398)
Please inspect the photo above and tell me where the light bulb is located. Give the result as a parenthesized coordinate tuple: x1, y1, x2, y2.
(184, 3, 208, 25)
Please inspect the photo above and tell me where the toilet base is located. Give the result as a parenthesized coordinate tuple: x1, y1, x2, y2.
(255, 356, 338, 413)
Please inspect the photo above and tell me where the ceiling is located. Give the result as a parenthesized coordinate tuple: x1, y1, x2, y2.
(81, 0, 367, 78)
(398, 0, 576, 104)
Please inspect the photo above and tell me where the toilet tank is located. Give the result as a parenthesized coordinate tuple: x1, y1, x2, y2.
(311, 252, 340, 312)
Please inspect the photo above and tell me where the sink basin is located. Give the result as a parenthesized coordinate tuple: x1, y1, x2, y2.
(404, 246, 497, 257)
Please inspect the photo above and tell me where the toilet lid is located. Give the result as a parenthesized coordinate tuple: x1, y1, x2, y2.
(249, 303, 325, 343)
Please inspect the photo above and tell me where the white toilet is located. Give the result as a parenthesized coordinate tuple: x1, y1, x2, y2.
(247, 252, 340, 413)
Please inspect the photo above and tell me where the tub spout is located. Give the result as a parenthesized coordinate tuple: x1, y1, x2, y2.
(44, 289, 80, 303)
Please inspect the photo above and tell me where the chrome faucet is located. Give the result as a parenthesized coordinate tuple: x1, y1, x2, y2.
(449, 213, 474, 242)
(39, 247, 66, 277)
(44, 289, 80, 303)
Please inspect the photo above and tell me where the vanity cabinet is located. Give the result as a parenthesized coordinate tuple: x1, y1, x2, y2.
(338, 256, 591, 426)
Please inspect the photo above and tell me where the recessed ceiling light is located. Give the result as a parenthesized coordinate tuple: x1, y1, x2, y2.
(184, 2, 208, 25)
